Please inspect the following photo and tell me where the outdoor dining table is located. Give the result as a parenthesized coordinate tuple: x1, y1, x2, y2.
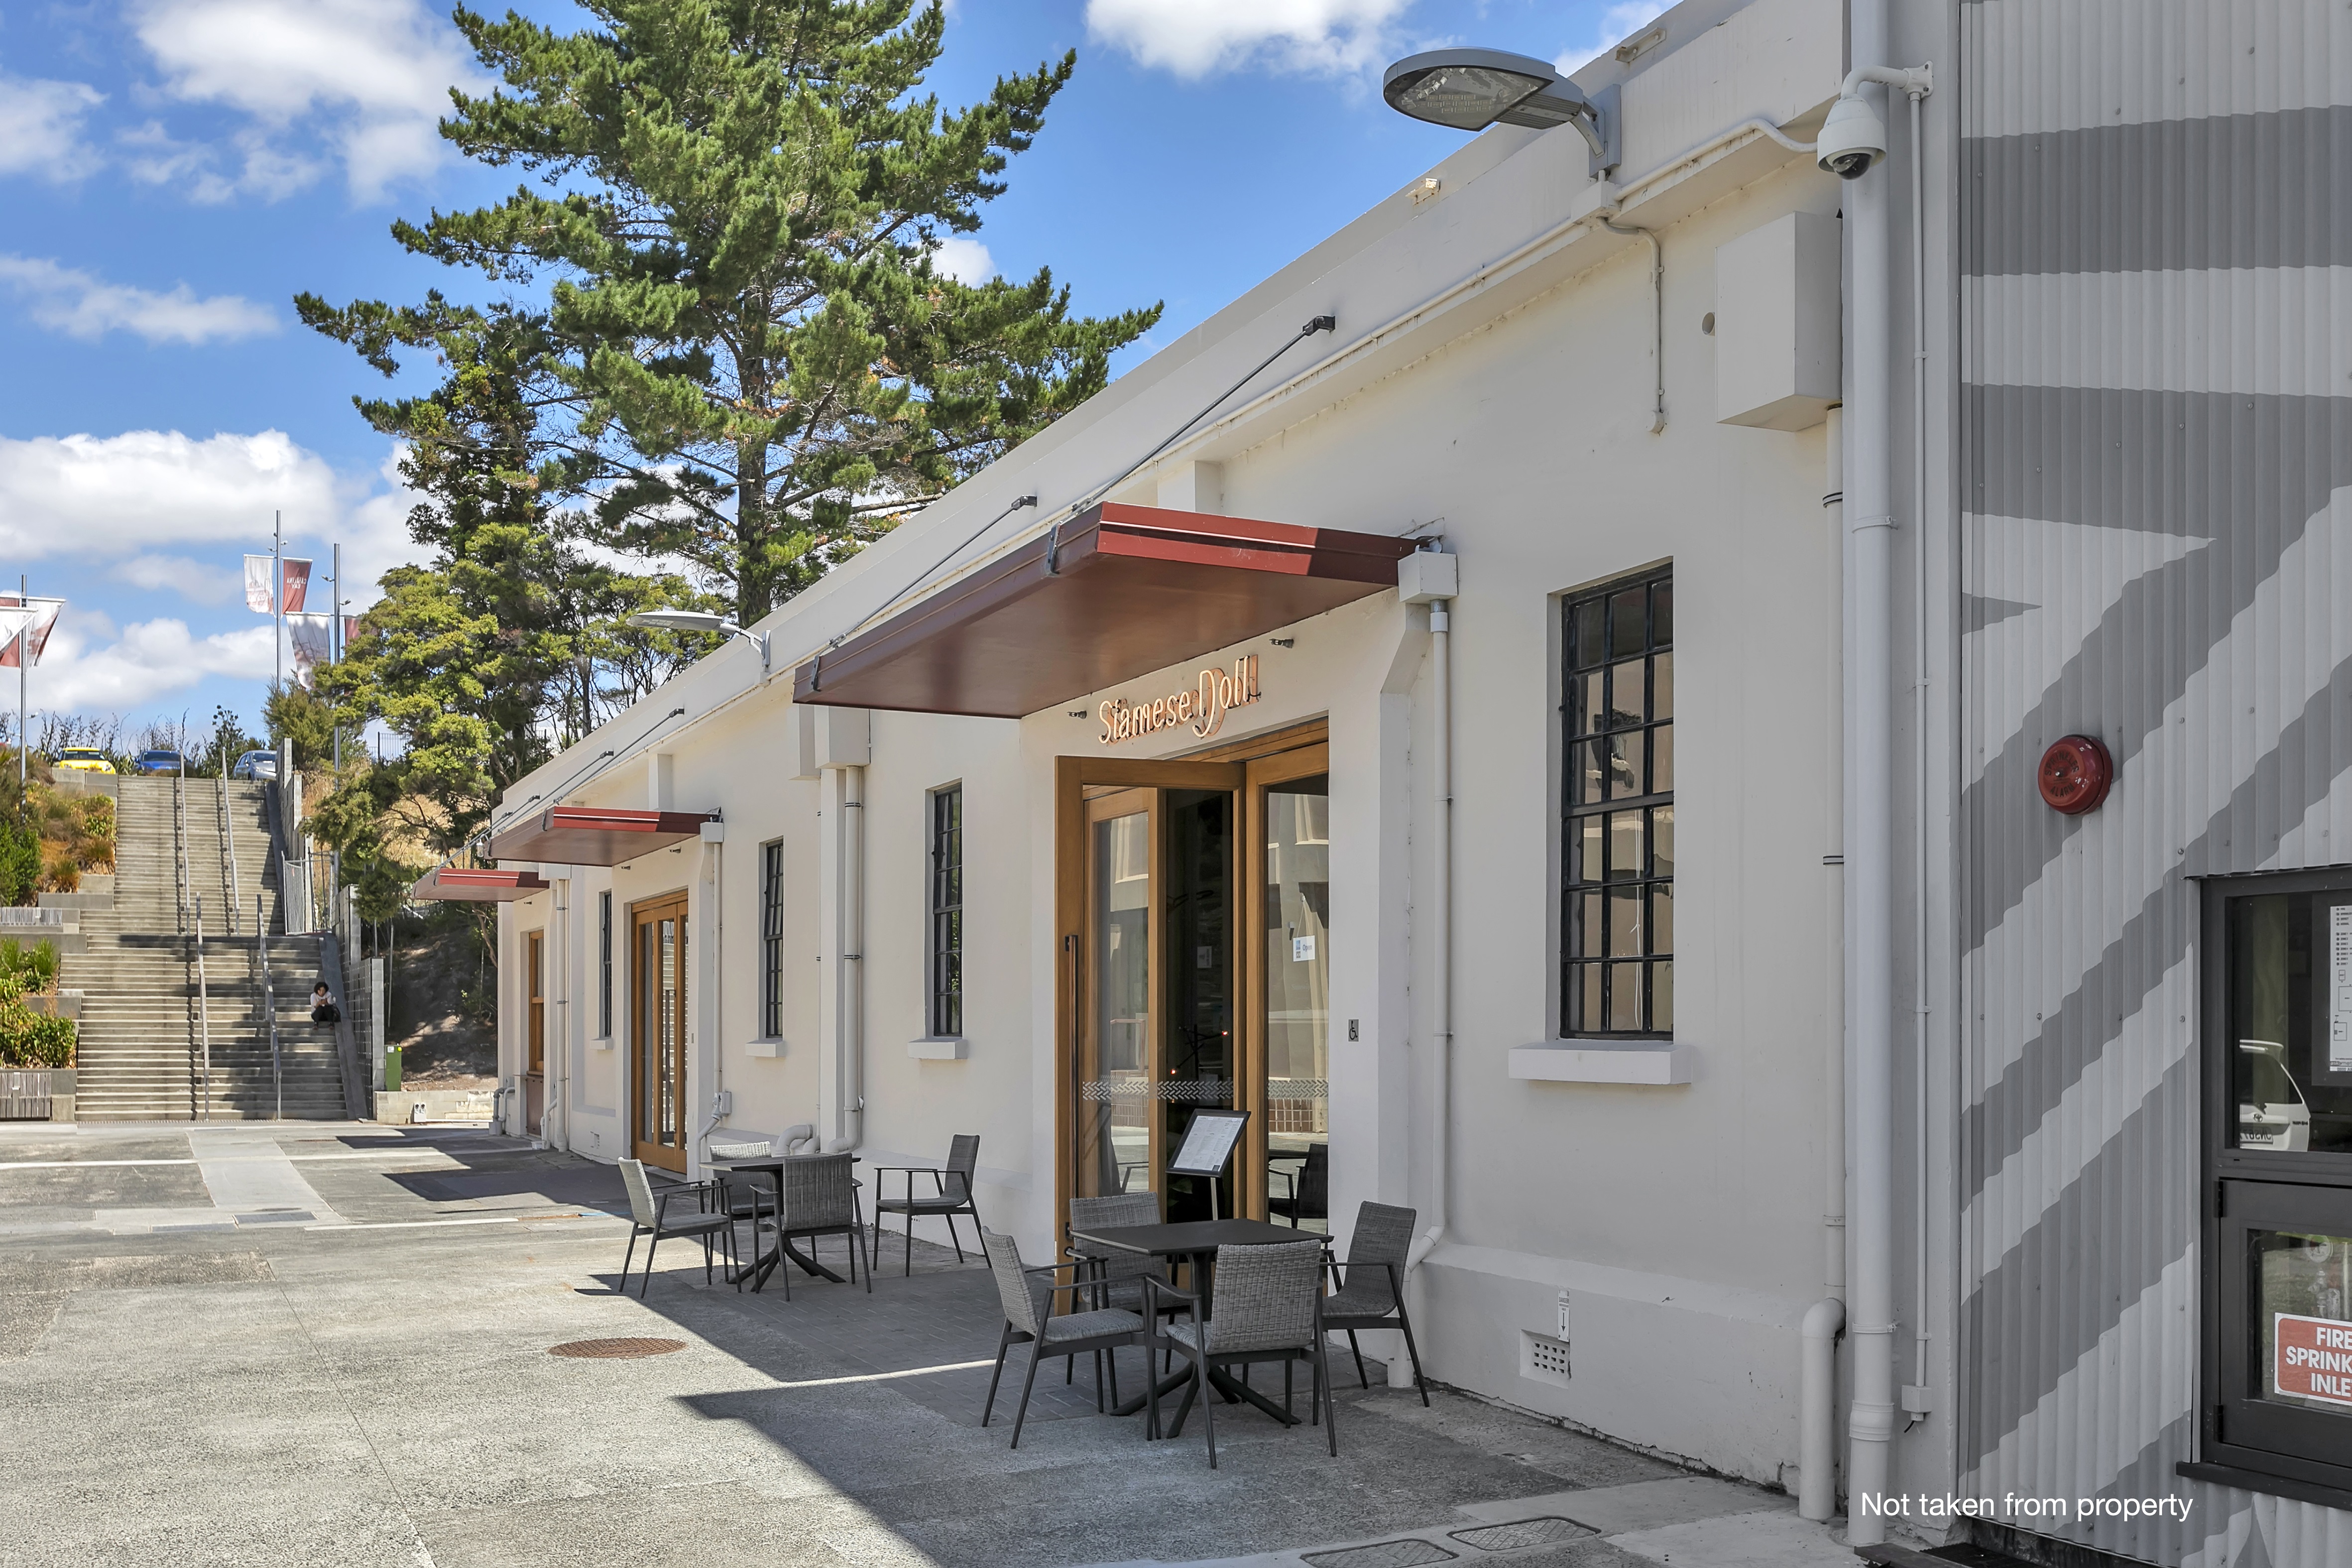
(705, 1153, 862, 1289)
(1064, 1216, 1329, 1428)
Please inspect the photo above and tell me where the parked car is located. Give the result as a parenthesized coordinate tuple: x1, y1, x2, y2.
(133, 748, 185, 775)
(231, 750, 279, 781)
(50, 747, 116, 774)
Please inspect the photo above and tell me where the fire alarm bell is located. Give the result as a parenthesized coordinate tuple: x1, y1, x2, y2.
(2038, 734, 2114, 816)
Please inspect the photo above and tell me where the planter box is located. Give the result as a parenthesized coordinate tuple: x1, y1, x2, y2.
(0, 1067, 72, 1120)
(24, 991, 81, 1019)
(376, 1088, 494, 1125)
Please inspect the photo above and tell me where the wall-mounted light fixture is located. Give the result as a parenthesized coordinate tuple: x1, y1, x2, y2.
(1381, 47, 1618, 176)
(628, 610, 771, 679)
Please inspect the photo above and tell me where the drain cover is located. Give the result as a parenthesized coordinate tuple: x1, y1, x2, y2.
(1450, 1518, 1598, 1552)
(1301, 1543, 1457, 1568)
(548, 1337, 687, 1359)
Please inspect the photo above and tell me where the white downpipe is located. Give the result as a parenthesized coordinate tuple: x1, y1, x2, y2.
(550, 879, 570, 1152)
(1904, 79, 1935, 1434)
(1405, 599, 1453, 1281)
(1801, 405, 1848, 1523)
(1842, 2, 1935, 1540)
(826, 764, 867, 1152)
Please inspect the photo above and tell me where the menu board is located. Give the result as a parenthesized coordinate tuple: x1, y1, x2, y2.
(2334, 906, 2352, 1074)
(1168, 1109, 1248, 1177)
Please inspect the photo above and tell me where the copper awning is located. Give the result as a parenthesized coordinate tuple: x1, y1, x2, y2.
(485, 806, 713, 866)
(792, 502, 1418, 718)
(411, 866, 550, 903)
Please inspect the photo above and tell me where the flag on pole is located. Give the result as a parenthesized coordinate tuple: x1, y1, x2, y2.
(288, 614, 334, 687)
(0, 597, 63, 667)
(244, 556, 313, 613)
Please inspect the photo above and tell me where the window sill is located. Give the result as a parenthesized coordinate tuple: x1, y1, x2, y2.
(745, 1039, 785, 1059)
(1510, 1040, 1695, 1086)
(2178, 1459, 2352, 1512)
(589, 1037, 613, 1053)
(909, 1037, 968, 1061)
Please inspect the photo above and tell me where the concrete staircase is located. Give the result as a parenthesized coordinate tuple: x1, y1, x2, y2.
(67, 777, 349, 1121)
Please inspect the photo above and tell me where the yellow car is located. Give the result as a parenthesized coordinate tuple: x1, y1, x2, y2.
(51, 748, 116, 774)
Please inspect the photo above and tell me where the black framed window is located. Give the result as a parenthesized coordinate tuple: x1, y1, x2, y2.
(931, 785, 963, 1038)
(1561, 567, 1672, 1037)
(2195, 869, 2352, 1502)
(596, 890, 612, 1038)
(759, 840, 784, 1040)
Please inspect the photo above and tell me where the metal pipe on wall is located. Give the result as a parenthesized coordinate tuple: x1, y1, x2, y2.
(826, 763, 867, 1153)
(1406, 596, 1453, 1286)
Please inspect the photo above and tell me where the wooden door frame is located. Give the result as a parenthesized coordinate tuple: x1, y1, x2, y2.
(628, 890, 692, 1172)
(1052, 726, 1329, 1232)
(1239, 743, 1330, 1220)
(525, 929, 546, 1076)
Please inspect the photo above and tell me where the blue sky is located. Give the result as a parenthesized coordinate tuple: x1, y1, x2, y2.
(0, 0, 1660, 741)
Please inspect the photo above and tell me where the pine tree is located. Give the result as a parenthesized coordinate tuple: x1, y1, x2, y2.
(376, 0, 1159, 623)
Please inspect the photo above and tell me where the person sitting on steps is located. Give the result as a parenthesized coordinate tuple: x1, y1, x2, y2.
(311, 982, 341, 1027)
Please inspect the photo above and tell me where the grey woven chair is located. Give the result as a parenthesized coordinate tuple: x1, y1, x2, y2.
(1269, 1142, 1328, 1227)
(1064, 1191, 1175, 1385)
(1320, 1201, 1428, 1403)
(978, 1226, 1145, 1447)
(1145, 1238, 1337, 1467)
(615, 1158, 736, 1298)
(871, 1134, 981, 1275)
(748, 1152, 866, 1299)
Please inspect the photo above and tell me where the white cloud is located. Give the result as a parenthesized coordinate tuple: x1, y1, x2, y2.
(1085, 0, 1411, 78)
(934, 236, 994, 284)
(116, 553, 244, 604)
(128, 0, 485, 201)
(0, 73, 105, 182)
(0, 256, 277, 345)
(1557, 2, 1670, 74)
(29, 614, 278, 714)
(0, 430, 338, 562)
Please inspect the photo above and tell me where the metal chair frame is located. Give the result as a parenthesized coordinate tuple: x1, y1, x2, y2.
(615, 1159, 736, 1298)
(978, 1228, 1143, 1448)
(1142, 1245, 1339, 1469)
(870, 1133, 981, 1275)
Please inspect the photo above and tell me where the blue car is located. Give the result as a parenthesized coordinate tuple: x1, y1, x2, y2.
(134, 748, 185, 775)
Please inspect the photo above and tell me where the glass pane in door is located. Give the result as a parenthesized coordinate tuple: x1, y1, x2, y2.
(1164, 789, 1233, 1221)
(1266, 779, 1330, 1231)
(1078, 810, 1151, 1198)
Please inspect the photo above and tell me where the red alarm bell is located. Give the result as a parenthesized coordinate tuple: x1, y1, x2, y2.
(2038, 734, 2113, 815)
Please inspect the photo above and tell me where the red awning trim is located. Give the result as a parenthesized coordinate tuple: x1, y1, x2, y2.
(485, 806, 715, 867)
(794, 501, 1415, 719)
(411, 866, 550, 903)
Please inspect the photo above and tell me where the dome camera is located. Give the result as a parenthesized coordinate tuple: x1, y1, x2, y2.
(1815, 93, 1887, 180)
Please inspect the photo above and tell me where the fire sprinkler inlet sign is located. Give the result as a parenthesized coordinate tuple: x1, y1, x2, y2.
(2276, 1314, 2352, 1407)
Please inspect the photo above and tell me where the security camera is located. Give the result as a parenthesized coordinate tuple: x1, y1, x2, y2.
(1815, 93, 1887, 180)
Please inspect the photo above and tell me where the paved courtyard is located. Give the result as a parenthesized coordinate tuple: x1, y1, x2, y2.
(0, 1123, 1866, 1568)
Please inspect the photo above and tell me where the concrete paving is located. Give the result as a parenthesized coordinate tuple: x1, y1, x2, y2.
(0, 1123, 1868, 1568)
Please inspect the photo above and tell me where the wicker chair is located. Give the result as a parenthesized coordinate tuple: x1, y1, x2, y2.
(1063, 1191, 1174, 1384)
(747, 1152, 866, 1299)
(1269, 1143, 1329, 1228)
(978, 1226, 1145, 1447)
(615, 1158, 735, 1298)
(1145, 1239, 1337, 1467)
(1320, 1201, 1428, 1403)
(871, 1134, 981, 1275)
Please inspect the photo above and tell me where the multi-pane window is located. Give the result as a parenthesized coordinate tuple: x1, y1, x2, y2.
(596, 890, 612, 1038)
(759, 840, 784, 1039)
(930, 785, 963, 1037)
(1562, 568, 1673, 1036)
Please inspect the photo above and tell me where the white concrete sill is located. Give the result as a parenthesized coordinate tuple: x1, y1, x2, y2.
(745, 1039, 785, 1059)
(908, 1037, 968, 1061)
(589, 1037, 613, 1053)
(1509, 1040, 1696, 1086)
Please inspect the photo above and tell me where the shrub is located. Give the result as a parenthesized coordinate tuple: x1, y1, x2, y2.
(0, 970, 72, 1067)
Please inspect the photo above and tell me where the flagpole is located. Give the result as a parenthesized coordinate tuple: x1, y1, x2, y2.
(272, 514, 283, 739)
(330, 543, 342, 777)
(16, 574, 26, 789)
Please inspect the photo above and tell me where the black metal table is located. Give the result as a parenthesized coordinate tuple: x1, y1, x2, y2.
(1066, 1218, 1328, 1427)
(706, 1154, 862, 1288)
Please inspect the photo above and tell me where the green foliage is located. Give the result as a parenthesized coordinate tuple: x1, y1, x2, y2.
(195, 706, 264, 779)
(0, 817, 40, 907)
(0, 937, 59, 993)
(0, 970, 74, 1067)
(263, 683, 339, 773)
(302, 0, 1158, 625)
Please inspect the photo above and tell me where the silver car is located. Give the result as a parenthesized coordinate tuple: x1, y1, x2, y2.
(231, 750, 280, 781)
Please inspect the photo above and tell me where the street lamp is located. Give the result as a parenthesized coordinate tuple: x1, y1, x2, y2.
(1381, 47, 1617, 175)
(626, 610, 772, 679)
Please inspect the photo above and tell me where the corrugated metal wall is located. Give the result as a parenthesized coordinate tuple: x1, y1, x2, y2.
(1958, 1, 2352, 1564)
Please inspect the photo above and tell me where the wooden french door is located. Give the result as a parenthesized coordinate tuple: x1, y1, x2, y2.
(524, 929, 546, 1136)
(1241, 743, 1331, 1232)
(631, 893, 690, 1172)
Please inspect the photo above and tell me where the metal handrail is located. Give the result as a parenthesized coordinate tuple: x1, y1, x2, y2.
(171, 772, 190, 935)
(194, 894, 212, 1121)
(217, 777, 240, 938)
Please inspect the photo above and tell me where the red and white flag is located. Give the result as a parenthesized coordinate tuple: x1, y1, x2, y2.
(0, 597, 63, 668)
(288, 614, 335, 687)
(244, 556, 313, 614)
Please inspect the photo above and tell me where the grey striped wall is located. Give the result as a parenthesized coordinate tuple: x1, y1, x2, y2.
(1958, 1, 2352, 1564)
